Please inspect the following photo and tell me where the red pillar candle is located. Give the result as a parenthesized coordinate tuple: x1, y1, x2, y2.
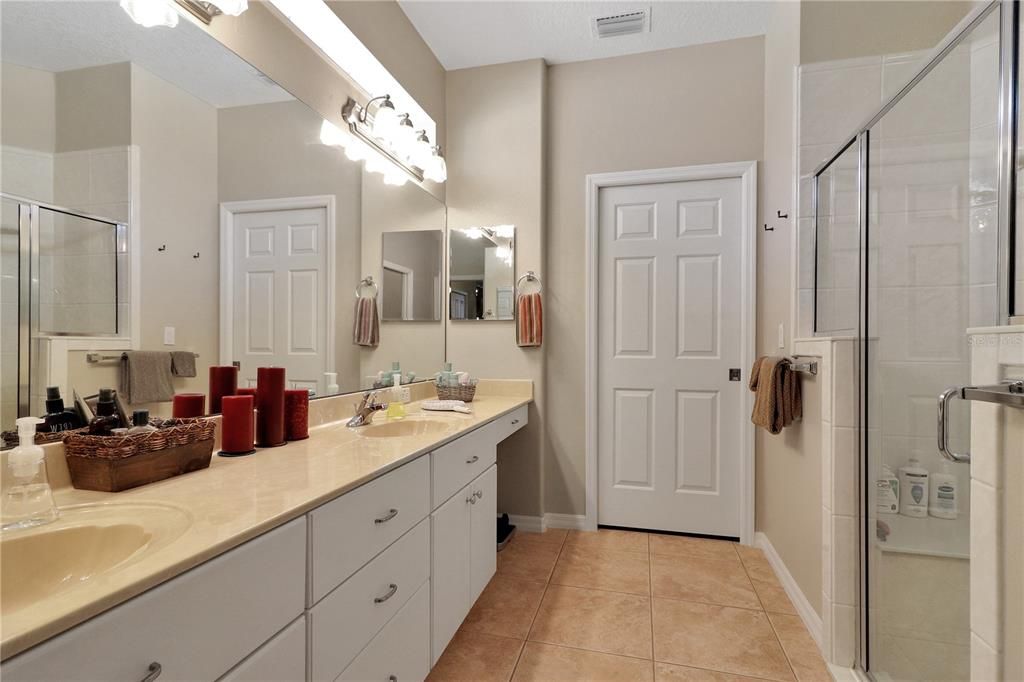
(236, 387, 258, 397)
(219, 395, 255, 457)
(208, 365, 238, 415)
(172, 393, 205, 418)
(284, 389, 310, 441)
(255, 367, 286, 447)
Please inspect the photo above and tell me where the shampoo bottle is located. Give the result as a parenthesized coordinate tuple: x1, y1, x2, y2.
(898, 456, 929, 518)
(2, 417, 59, 531)
(876, 464, 900, 515)
(929, 463, 959, 519)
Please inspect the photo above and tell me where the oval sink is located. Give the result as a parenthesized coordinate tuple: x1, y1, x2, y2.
(357, 419, 450, 439)
(1, 503, 191, 614)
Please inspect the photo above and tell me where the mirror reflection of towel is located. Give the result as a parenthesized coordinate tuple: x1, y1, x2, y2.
(170, 351, 196, 377)
(119, 351, 175, 404)
(353, 296, 380, 347)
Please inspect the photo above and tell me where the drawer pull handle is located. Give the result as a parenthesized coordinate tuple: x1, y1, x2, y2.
(466, 455, 479, 464)
(511, 419, 519, 425)
(141, 662, 162, 682)
(374, 508, 399, 524)
(374, 583, 399, 603)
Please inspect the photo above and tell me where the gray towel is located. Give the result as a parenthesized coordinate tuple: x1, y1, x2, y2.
(170, 351, 197, 377)
(119, 351, 175, 404)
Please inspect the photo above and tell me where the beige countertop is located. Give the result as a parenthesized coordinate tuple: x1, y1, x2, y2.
(0, 382, 532, 661)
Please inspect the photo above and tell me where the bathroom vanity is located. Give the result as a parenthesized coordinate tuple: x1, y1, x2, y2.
(0, 393, 529, 681)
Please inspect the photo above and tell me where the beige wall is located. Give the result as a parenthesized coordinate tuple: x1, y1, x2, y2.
(131, 64, 218, 403)
(446, 60, 546, 516)
(217, 99, 363, 392)
(757, 3, 822, 614)
(800, 1, 975, 64)
(55, 63, 131, 153)
(545, 38, 765, 517)
(1, 62, 56, 153)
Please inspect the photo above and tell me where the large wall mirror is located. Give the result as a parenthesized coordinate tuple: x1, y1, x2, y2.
(0, 0, 445, 435)
(448, 225, 516, 320)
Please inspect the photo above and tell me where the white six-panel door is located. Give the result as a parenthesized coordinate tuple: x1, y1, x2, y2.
(597, 177, 745, 538)
(230, 207, 328, 394)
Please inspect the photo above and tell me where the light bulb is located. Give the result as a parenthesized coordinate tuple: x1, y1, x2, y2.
(393, 115, 417, 160)
(371, 97, 399, 141)
(319, 120, 345, 146)
(464, 227, 484, 240)
(409, 131, 433, 169)
(424, 149, 447, 183)
(212, 0, 248, 15)
(120, 0, 179, 27)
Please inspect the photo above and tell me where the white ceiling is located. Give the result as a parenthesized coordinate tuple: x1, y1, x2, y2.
(0, 1, 293, 108)
(398, 1, 772, 70)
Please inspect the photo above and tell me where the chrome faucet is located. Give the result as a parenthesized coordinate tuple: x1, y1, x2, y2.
(347, 390, 388, 427)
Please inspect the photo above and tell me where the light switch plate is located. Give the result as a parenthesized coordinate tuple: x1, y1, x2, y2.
(163, 326, 176, 345)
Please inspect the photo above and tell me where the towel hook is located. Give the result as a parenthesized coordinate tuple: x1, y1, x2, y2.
(157, 244, 167, 252)
(355, 275, 378, 299)
(763, 223, 774, 232)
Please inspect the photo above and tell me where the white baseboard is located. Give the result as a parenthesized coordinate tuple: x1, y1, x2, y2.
(755, 532, 824, 650)
(504, 513, 588, 533)
(506, 514, 545, 533)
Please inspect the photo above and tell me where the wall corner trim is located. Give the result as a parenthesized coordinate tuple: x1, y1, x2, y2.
(505, 513, 589, 534)
(755, 531, 825, 650)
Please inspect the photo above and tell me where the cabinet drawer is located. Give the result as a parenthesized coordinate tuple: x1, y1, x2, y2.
(431, 426, 496, 509)
(310, 455, 430, 603)
(310, 519, 429, 681)
(220, 616, 306, 682)
(338, 581, 431, 682)
(2, 517, 306, 682)
(485, 405, 528, 444)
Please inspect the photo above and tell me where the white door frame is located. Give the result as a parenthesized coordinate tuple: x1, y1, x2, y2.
(382, 259, 415, 320)
(584, 161, 757, 543)
(219, 195, 336, 372)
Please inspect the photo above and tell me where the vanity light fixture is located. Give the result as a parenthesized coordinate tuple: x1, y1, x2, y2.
(120, 0, 179, 28)
(424, 146, 448, 183)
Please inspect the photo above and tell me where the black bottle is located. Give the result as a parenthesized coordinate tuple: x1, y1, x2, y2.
(88, 388, 123, 435)
(37, 386, 84, 434)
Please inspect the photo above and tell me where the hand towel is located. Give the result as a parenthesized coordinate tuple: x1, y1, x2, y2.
(170, 351, 197, 377)
(119, 351, 175, 404)
(516, 292, 543, 347)
(748, 356, 802, 434)
(353, 296, 380, 347)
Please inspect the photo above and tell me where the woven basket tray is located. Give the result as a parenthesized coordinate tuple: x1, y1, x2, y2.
(435, 383, 477, 403)
(64, 418, 215, 492)
(1, 426, 89, 449)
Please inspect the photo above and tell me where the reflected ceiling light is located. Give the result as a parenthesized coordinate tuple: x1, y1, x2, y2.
(424, 146, 447, 184)
(120, 0, 179, 27)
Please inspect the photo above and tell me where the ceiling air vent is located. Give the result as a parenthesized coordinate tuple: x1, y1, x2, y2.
(592, 9, 650, 39)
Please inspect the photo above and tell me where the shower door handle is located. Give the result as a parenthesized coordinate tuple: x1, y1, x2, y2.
(937, 387, 971, 464)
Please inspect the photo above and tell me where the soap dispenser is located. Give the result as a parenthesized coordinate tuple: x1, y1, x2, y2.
(898, 455, 929, 518)
(2, 417, 59, 531)
(38, 386, 83, 434)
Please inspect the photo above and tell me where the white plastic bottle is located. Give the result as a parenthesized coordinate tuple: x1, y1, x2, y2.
(929, 464, 959, 519)
(2, 417, 59, 531)
(898, 456, 929, 518)
(876, 464, 900, 515)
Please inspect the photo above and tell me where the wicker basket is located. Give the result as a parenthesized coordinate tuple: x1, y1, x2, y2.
(64, 418, 215, 492)
(435, 382, 477, 403)
(2, 426, 88, 449)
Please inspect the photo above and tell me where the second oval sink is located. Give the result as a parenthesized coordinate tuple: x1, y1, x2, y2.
(357, 419, 450, 439)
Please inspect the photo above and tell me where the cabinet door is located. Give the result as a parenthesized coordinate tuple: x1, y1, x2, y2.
(469, 464, 498, 602)
(220, 616, 306, 682)
(430, 486, 472, 664)
(338, 581, 431, 682)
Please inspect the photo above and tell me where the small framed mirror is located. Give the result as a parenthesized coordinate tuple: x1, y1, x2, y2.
(380, 230, 443, 321)
(449, 225, 515, 320)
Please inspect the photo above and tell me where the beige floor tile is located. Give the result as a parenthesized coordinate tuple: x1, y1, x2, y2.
(736, 545, 777, 583)
(651, 554, 761, 610)
(752, 577, 798, 615)
(529, 585, 653, 659)
(566, 529, 649, 554)
(648, 535, 741, 563)
(513, 642, 655, 682)
(551, 545, 651, 595)
(498, 534, 563, 582)
(462, 576, 547, 639)
(428, 630, 524, 682)
(768, 613, 832, 682)
(652, 598, 795, 682)
(516, 528, 569, 547)
(655, 662, 768, 681)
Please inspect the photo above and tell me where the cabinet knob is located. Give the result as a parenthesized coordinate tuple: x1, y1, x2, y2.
(467, 495, 477, 505)
(466, 455, 479, 464)
(474, 490, 483, 500)
(140, 662, 162, 682)
(374, 583, 399, 604)
(374, 508, 399, 524)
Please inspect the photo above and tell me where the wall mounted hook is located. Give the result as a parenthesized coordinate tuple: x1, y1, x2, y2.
(193, 252, 200, 259)
(776, 210, 789, 219)
(157, 244, 167, 252)
(763, 223, 774, 232)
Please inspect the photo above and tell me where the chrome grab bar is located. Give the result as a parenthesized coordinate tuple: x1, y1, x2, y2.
(938, 381, 1024, 464)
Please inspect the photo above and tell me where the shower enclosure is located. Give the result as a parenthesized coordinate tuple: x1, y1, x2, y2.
(809, 1, 1019, 679)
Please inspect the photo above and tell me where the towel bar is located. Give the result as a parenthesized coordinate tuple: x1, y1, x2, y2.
(86, 352, 199, 364)
(786, 357, 818, 375)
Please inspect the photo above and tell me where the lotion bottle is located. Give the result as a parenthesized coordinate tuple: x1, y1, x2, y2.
(2, 417, 59, 531)
(876, 464, 900, 515)
(929, 463, 959, 519)
(898, 456, 929, 518)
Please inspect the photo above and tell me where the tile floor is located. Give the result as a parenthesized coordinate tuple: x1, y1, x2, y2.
(428, 528, 832, 682)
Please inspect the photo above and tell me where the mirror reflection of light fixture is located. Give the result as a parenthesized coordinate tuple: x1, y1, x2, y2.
(120, 0, 179, 27)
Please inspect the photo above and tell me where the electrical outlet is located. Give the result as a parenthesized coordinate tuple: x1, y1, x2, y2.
(777, 323, 785, 349)
(163, 326, 176, 345)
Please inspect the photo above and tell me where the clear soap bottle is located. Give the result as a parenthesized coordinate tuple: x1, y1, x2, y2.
(2, 417, 59, 532)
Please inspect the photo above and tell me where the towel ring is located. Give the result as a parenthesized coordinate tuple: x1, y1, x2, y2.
(515, 271, 542, 294)
(355, 276, 378, 300)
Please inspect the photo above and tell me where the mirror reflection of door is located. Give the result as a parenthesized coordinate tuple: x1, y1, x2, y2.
(379, 230, 443, 321)
(448, 226, 515, 320)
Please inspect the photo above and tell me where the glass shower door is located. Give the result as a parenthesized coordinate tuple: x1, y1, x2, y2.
(863, 9, 1000, 680)
(1, 196, 24, 433)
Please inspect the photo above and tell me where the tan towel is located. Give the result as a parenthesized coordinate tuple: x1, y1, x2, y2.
(749, 356, 802, 434)
(516, 292, 543, 347)
(353, 296, 379, 347)
(170, 351, 196, 377)
(119, 351, 175, 404)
